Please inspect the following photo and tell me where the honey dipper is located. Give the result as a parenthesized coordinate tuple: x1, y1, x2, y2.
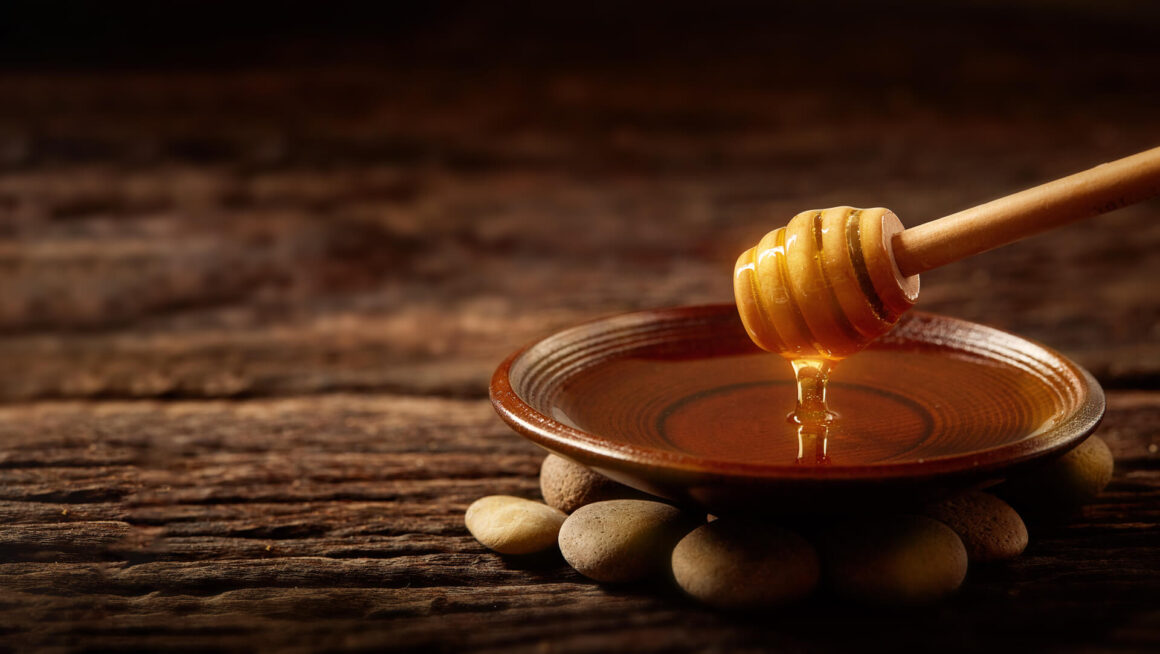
(735, 146, 1160, 361)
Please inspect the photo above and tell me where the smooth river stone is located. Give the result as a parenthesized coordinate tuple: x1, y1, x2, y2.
(919, 491, 1028, 562)
(820, 515, 968, 604)
(540, 454, 649, 513)
(558, 500, 698, 583)
(671, 519, 820, 609)
(465, 495, 567, 555)
(998, 435, 1114, 518)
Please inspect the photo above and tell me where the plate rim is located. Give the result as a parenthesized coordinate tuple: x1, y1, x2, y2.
(489, 304, 1106, 484)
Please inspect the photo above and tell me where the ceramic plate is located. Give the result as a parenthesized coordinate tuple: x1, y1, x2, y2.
(490, 304, 1104, 513)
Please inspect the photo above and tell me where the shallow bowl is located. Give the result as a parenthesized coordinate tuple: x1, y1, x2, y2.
(490, 304, 1104, 514)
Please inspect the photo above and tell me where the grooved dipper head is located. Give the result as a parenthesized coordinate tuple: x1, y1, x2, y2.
(734, 207, 920, 360)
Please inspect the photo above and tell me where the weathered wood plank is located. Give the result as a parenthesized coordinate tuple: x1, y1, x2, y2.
(1, 62, 1159, 404)
(0, 392, 1156, 651)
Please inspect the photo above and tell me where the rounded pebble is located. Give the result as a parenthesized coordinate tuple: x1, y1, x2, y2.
(819, 514, 968, 604)
(919, 491, 1028, 562)
(465, 495, 567, 555)
(999, 435, 1114, 518)
(540, 454, 649, 513)
(558, 500, 697, 582)
(671, 519, 819, 609)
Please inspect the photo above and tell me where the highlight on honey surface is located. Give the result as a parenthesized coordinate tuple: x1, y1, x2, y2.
(733, 207, 920, 361)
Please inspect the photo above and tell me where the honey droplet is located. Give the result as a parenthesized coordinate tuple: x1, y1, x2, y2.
(790, 358, 834, 465)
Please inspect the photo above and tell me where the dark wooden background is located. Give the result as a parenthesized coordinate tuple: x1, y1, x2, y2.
(1, 2, 1158, 651)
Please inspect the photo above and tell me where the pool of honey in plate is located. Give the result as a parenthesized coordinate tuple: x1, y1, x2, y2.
(548, 344, 1066, 467)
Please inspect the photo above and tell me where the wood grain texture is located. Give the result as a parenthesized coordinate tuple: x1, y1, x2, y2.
(0, 394, 1157, 653)
(2, 3, 1159, 651)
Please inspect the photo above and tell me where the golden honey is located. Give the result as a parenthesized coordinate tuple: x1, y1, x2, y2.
(552, 341, 1065, 467)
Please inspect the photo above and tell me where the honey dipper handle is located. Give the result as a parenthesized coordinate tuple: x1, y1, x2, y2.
(892, 146, 1160, 277)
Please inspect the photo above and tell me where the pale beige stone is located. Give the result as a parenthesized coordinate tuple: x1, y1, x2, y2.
(671, 519, 819, 609)
(464, 495, 567, 555)
(820, 514, 968, 604)
(999, 435, 1114, 517)
(920, 491, 1028, 562)
(558, 499, 697, 582)
(539, 454, 649, 513)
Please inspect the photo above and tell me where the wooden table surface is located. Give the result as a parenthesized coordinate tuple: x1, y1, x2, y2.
(2, 4, 1159, 652)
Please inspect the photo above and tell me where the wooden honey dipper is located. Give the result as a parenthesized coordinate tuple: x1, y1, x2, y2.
(735, 146, 1160, 362)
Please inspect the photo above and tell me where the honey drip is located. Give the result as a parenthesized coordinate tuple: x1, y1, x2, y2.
(789, 358, 834, 465)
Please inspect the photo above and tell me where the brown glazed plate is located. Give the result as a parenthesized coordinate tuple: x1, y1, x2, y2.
(490, 304, 1105, 514)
